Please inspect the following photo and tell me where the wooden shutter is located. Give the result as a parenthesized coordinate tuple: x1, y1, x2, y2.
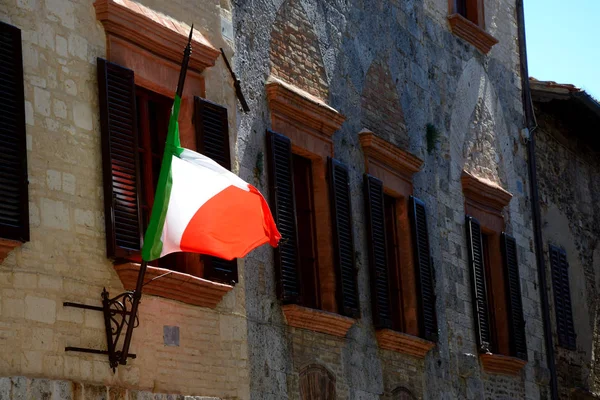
(194, 97, 237, 284)
(299, 364, 336, 400)
(0, 22, 29, 242)
(410, 196, 438, 341)
(549, 244, 576, 349)
(364, 175, 392, 329)
(466, 215, 492, 353)
(329, 158, 359, 318)
(502, 233, 527, 360)
(266, 130, 300, 302)
(97, 58, 142, 260)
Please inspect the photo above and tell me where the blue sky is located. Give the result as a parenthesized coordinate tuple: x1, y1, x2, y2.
(524, 0, 600, 99)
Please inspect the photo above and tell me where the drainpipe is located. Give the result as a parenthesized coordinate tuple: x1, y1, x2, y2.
(516, 1, 559, 399)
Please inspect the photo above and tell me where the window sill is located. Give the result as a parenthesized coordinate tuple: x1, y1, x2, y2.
(282, 304, 356, 337)
(114, 262, 233, 308)
(375, 329, 435, 358)
(447, 14, 498, 54)
(0, 238, 22, 264)
(480, 353, 527, 376)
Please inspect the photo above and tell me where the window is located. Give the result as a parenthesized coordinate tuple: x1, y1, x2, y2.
(549, 245, 576, 349)
(265, 77, 356, 337)
(299, 364, 335, 400)
(360, 131, 437, 357)
(0, 21, 29, 262)
(448, 0, 498, 54)
(462, 171, 527, 374)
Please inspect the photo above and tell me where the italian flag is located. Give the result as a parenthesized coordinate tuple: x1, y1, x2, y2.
(141, 95, 281, 262)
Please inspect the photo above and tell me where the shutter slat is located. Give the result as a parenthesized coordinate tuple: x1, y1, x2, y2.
(194, 97, 238, 284)
(466, 216, 492, 353)
(97, 58, 142, 259)
(0, 22, 29, 242)
(410, 196, 438, 341)
(267, 130, 300, 302)
(502, 233, 527, 360)
(550, 244, 576, 349)
(329, 158, 359, 318)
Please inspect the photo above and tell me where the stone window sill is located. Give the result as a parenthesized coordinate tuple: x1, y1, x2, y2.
(375, 329, 435, 358)
(480, 353, 527, 375)
(282, 304, 356, 337)
(114, 262, 233, 308)
(447, 14, 499, 54)
(0, 238, 22, 264)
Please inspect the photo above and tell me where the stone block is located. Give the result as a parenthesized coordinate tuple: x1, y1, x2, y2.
(34, 87, 51, 117)
(3, 297, 25, 319)
(56, 35, 68, 57)
(73, 102, 93, 131)
(11, 377, 27, 400)
(62, 173, 76, 195)
(40, 197, 70, 230)
(25, 295, 56, 324)
(53, 99, 67, 119)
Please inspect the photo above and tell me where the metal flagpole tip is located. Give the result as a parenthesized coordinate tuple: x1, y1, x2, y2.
(187, 24, 194, 45)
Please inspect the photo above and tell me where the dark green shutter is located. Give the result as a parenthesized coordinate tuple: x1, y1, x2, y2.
(97, 58, 142, 260)
(364, 175, 392, 329)
(194, 97, 237, 284)
(549, 244, 576, 349)
(329, 158, 359, 318)
(502, 233, 527, 360)
(0, 22, 29, 242)
(466, 215, 491, 353)
(410, 196, 438, 341)
(266, 130, 300, 302)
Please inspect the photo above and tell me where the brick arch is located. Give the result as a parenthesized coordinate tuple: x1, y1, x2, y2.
(269, 0, 329, 100)
(391, 387, 416, 400)
(361, 60, 408, 149)
(298, 364, 336, 400)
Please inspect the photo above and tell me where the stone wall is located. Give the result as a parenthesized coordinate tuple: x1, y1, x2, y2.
(0, 0, 248, 398)
(534, 101, 600, 398)
(233, 0, 546, 398)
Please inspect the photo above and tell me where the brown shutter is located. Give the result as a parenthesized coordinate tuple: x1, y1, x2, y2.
(266, 130, 300, 302)
(549, 244, 576, 349)
(97, 58, 142, 260)
(502, 233, 527, 360)
(466, 215, 492, 353)
(410, 196, 438, 341)
(329, 158, 359, 318)
(194, 97, 237, 284)
(0, 22, 29, 242)
(364, 175, 392, 329)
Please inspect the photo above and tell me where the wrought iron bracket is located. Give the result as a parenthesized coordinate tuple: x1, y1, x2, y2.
(63, 288, 139, 371)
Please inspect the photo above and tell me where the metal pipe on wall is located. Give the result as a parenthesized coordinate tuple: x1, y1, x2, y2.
(515, 1, 559, 399)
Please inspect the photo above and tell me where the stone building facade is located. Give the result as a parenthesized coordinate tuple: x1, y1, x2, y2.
(0, 0, 251, 398)
(234, 0, 548, 399)
(531, 79, 600, 399)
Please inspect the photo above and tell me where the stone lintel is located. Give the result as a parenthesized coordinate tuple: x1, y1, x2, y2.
(114, 263, 233, 308)
(94, 0, 220, 73)
(448, 14, 499, 54)
(282, 304, 355, 337)
(480, 353, 527, 376)
(359, 129, 423, 179)
(266, 76, 345, 144)
(375, 329, 435, 358)
(461, 170, 512, 212)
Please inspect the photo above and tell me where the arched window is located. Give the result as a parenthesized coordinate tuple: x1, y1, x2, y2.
(391, 387, 416, 400)
(299, 364, 336, 400)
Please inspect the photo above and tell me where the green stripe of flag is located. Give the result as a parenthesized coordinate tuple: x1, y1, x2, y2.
(141, 94, 184, 261)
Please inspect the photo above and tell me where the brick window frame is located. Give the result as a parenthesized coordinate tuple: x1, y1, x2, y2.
(447, 0, 498, 54)
(266, 76, 357, 337)
(95, 0, 230, 307)
(462, 171, 526, 375)
(359, 130, 435, 358)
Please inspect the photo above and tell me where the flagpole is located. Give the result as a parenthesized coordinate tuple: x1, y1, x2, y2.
(119, 25, 194, 366)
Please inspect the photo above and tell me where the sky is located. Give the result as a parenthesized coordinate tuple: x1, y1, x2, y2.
(524, 0, 600, 100)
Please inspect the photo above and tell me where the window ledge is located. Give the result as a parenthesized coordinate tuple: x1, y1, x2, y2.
(94, 0, 220, 72)
(461, 170, 512, 211)
(0, 239, 22, 264)
(375, 329, 435, 358)
(480, 353, 527, 375)
(447, 14, 499, 54)
(114, 262, 233, 308)
(282, 304, 356, 337)
(359, 129, 423, 178)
